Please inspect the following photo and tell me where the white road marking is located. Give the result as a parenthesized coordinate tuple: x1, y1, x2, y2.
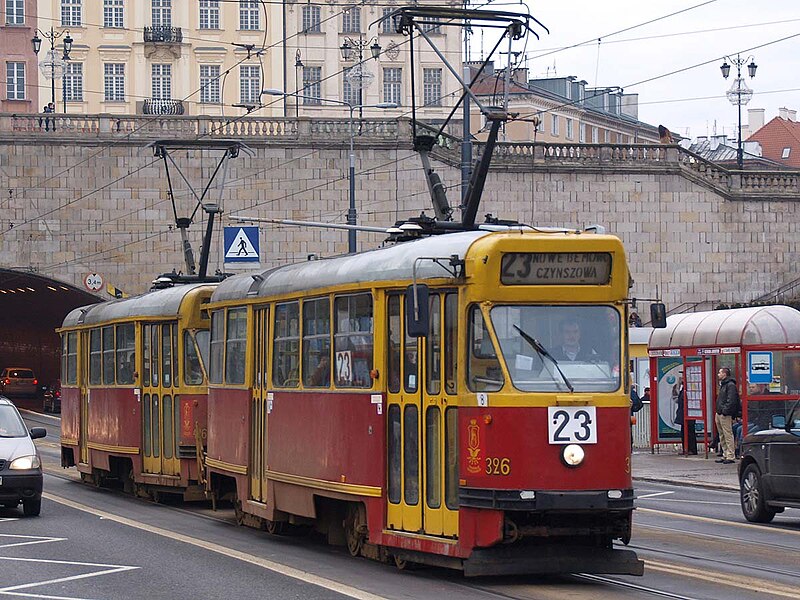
(636, 491, 673, 499)
(0, 534, 66, 549)
(44, 492, 389, 600)
(641, 498, 740, 505)
(0, 556, 139, 598)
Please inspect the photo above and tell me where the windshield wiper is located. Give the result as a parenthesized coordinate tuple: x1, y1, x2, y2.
(513, 325, 574, 392)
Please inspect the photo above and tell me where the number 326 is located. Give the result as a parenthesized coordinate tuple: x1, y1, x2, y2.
(485, 457, 511, 475)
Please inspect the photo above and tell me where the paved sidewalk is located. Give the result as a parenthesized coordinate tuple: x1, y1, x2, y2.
(632, 449, 739, 491)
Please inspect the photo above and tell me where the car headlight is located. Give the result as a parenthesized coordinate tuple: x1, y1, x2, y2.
(561, 444, 585, 467)
(9, 455, 41, 470)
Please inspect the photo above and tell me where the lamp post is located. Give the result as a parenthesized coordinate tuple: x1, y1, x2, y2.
(31, 27, 73, 113)
(720, 54, 757, 170)
(263, 89, 396, 253)
(294, 50, 303, 118)
(339, 36, 381, 120)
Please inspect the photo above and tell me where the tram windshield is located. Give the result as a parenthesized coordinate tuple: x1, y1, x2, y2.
(489, 305, 621, 392)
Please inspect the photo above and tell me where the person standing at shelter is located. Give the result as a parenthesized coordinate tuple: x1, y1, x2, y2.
(715, 367, 740, 464)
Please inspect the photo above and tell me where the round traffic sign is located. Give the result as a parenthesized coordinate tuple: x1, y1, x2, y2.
(84, 273, 103, 291)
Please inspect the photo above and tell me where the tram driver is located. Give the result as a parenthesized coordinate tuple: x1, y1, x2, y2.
(551, 318, 599, 362)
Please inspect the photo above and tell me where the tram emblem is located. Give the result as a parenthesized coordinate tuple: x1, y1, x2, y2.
(467, 418, 482, 474)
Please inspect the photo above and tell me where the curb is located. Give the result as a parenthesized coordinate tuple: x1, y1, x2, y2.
(633, 476, 739, 493)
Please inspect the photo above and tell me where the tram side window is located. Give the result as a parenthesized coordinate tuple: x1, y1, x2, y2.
(89, 328, 102, 385)
(225, 308, 247, 385)
(302, 298, 331, 387)
(102, 326, 115, 385)
(387, 296, 401, 394)
(426, 294, 441, 395)
(161, 324, 173, 387)
(273, 302, 300, 388)
(334, 293, 373, 388)
(115, 323, 135, 385)
(143, 325, 151, 386)
(444, 293, 457, 394)
(209, 311, 224, 384)
(62, 332, 78, 385)
(467, 306, 504, 392)
(184, 331, 204, 385)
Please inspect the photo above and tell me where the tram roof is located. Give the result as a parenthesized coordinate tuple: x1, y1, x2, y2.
(61, 283, 215, 328)
(212, 231, 492, 302)
(648, 305, 800, 349)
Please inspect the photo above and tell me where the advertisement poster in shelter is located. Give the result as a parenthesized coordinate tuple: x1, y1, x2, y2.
(656, 356, 682, 442)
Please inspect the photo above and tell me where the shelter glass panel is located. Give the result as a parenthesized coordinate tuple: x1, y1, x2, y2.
(273, 302, 300, 387)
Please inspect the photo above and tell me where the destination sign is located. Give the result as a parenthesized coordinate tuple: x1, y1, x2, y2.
(500, 252, 612, 285)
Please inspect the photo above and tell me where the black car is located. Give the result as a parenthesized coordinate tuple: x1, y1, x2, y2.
(739, 403, 800, 523)
(0, 397, 45, 516)
(43, 380, 61, 413)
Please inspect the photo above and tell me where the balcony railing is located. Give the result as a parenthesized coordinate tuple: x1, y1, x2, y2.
(142, 99, 185, 115)
(143, 26, 183, 43)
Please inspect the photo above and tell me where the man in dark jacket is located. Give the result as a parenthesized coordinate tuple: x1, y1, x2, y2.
(715, 367, 740, 464)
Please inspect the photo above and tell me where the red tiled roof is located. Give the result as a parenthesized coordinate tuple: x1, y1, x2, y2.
(747, 117, 800, 168)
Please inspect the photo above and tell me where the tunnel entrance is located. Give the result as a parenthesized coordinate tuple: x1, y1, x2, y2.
(0, 269, 102, 407)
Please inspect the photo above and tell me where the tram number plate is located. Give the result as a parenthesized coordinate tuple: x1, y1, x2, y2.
(548, 406, 597, 444)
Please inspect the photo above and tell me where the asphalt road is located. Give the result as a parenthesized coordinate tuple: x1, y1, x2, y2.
(7, 409, 800, 600)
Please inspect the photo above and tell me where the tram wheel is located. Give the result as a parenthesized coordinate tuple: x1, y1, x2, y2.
(234, 501, 245, 526)
(393, 555, 409, 570)
(344, 504, 365, 557)
(266, 519, 287, 535)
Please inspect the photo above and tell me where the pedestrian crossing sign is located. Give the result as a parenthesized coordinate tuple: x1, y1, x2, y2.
(224, 226, 260, 264)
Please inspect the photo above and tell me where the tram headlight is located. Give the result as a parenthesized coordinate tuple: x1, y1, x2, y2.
(561, 444, 584, 467)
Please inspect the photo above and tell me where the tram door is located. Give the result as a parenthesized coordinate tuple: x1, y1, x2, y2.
(79, 331, 89, 465)
(250, 307, 270, 503)
(386, 292, 459, 537)
(142, 323, 180, 475)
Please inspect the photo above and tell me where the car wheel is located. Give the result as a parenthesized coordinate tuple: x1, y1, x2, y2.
(22, 496, 41, 517)
(740, 464, 776, 523)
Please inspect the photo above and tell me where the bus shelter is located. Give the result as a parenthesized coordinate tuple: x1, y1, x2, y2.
(647, 306, 800, 456)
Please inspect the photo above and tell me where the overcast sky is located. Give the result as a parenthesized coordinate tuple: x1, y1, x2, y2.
(475, 0, 799, 139)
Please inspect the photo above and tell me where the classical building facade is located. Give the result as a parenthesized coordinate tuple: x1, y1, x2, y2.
(1, 0, 39, 113)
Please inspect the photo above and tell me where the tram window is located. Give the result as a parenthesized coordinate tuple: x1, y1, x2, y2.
(425, 406, 441, 509)
(302, 298, 331, 387)
(63, 332, 77, 385)
(161, 325, 172, 388)
(444, 293, 457, 395)
(151, 325, 160, 387)
(143, 393, 151, 457)
(444, 407, 459, 510)
(403, 405, 419, 506)
(115, 323, 135, 385)
(225, 308, 247, 385)
(184, 331, 204, 385)
(152, 395, 160, 458)
(387, 296, 401, 394)
(404, 327, 418, 393)
(334, 294, 373, 388)
(426, 295, 441, 395)
(142, 325, 151, 387)
(172, 324, 178, 387)
(196, 330, 210, 374)
(89, 329, 101, 385)
(102, 326, 115, 385)
(388, 404, 401, 504)
(273, 302, 300, 388)
(467, 306, 503, 392)
(209, 311, 224, 384)
(163, 395, 173, 459)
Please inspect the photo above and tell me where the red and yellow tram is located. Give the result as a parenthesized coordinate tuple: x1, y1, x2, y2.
(205, 229, 644, 575)
(59, 283, 215, 499)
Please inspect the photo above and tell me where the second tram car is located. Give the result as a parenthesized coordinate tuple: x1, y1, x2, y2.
(204, 229, 644, 575)
(59, 283, 215, 499)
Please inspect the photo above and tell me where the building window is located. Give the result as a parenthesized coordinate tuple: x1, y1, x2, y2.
(152, 0, 171, 27)
(302, 66, 321, 105)
(103, 0, 123, 28)
(342, 6, 360, 33)
(343, 67, 362, 107)
(64, 62, 83, 102)
(551, 114, 559, 136)
(421, 22, 440, 34)
(383, 67, 401, 106)
(302, 5, 320, 33)
(240, 65, 260, 104)
(381, 8, 400, 34)
(536, 118, 544, 133)
(62, 0, 82, 26)
(200, 65, 221, 103)
(151, 64, 172, 100)
(579, 123, 586, 143)
(423, 68, 442, 107)
(592, 126, 598, 143)
(782, 147, 791, 159)
(566, 118, 574, 140)
(199, 0, 220, 29)
(5, 0, 24, 24)
(103, 63, 125, 101)
(5, 62, 25, 100)
(239, 0, 259, 30)
(604, 129, 610, 143)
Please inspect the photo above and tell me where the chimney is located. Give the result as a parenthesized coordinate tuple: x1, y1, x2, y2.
(779, 107, 791, 120)
(789, 109, 797, 122)
(710, 135, 727, 151)
(748, 108, 765, 132)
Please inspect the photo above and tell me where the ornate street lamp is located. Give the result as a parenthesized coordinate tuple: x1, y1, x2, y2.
(31, 27, 73, 113)
(720, 54, 757, 170)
